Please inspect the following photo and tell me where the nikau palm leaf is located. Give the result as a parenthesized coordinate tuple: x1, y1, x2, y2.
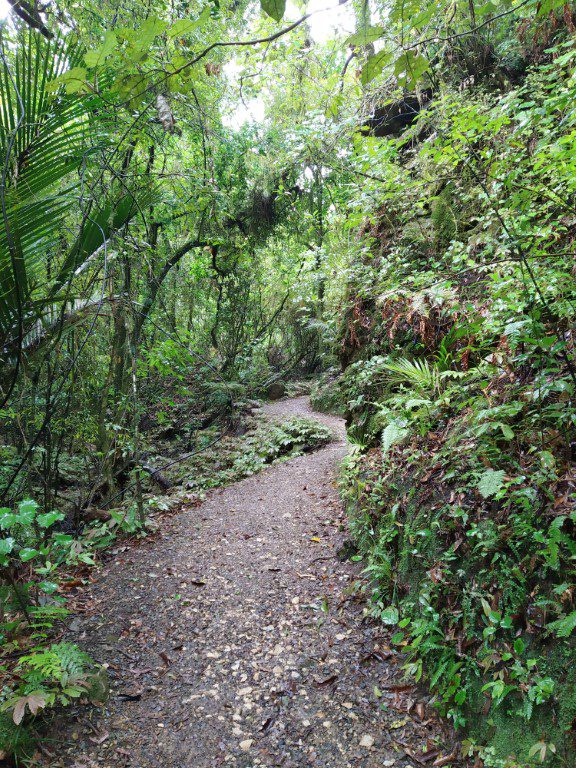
(0, 28, 147, 359)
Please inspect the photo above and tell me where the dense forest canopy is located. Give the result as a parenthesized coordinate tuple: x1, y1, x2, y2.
(1, 0, 576, 764)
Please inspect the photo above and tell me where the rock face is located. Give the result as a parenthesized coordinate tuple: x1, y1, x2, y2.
(267, 381, 286, 400)
(361, 90, 433, 137)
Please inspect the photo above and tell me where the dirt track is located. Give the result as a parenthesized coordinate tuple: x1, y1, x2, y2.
(46, 397, 459, 768)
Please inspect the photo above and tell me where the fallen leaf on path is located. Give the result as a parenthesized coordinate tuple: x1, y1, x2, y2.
(403, 746, 441, 765)
(129, 667, 155, 677)
(89, 730, 109, 745)
(117, 688, 143, 701)
(261, 715, 275, 732)
(433, 752, 458, 766)
(314, 673, 339, 687)
(360, 650, 392, 664)
(60, 578, 84, 591)
(359, 734, 375, 748)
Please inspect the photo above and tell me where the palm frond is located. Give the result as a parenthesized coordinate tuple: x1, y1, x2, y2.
(0, 29, 149, 356)
(383, 358, 440, 392)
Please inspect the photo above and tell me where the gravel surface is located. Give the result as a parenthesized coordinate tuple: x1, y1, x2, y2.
(45, 397, 461, 768)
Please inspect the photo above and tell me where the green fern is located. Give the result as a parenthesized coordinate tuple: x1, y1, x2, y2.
(546, 611, 576, 639)
(17, 642, 92, 689)
(477, 469, 506, 499)
(383, 358, 440, 392)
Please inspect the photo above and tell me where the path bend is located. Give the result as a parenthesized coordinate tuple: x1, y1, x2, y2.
(48, 396, 457, 768)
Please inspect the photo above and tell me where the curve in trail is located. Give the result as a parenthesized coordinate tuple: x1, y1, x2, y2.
(48, 397, 458, 768)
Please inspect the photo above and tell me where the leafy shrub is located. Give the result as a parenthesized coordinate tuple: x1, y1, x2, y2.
(342, 358, 576, 764)
(1, 642, 96, 725)
(0, 499, 108, 759)
(310, 369, 345, 416)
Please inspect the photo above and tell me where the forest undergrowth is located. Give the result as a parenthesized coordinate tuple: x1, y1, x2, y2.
(335, 28, 576, 768)
(0, 389, 332, 760)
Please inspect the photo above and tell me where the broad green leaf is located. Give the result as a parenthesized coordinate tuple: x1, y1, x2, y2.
(514, 638, 525, 654)
(120, 17, 168, 60)
(0, 537, 15, 556)
(38, 581, 59, 594)
(346, 25, 385, 46)
(19, 548, 40, 562)
(48, 66, 88, 94)
(140, 16, 169, 38)
(168, 8, 211, 38)
(394, 51, 429, 88)
(37, 511, 65, 529)
(361, 50, 394, 85)
(477, 469, 505, 499)
(381, 605, 399, 625)
(382, 422, 408, 455)
(528, 742, 542, 759)
(261, 0, 286, 22)
(499, 423, 514, 440)
(412, 5, 436, 25)
(84, 32, 117, 68)
(0, 511, 17, 529)
(18, 499, 38, 524)
(19, 499, 38, 516)
(537, 0, 566, 14)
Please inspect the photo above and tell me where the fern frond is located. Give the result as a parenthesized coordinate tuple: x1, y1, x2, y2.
(383, 358, 439, 392)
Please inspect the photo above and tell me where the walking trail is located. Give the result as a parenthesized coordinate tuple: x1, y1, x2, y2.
(48, 397, 459, 768)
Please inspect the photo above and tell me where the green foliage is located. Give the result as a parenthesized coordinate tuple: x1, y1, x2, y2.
(0, 496, 105, 757)
(477, 469, 506, 499)
(174, 416, 333, 491)
(310, 369, 344, 416)
(338, 20, 576, 767)
(3, 0, 576, 762)
(0, 30, 151, 354)
(1, 642, 95, 725)
(0, 712, 35, 760)
(260, 0, 286, 22)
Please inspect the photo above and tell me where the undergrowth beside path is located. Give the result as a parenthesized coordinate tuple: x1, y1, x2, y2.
(0, 401, 333, 762)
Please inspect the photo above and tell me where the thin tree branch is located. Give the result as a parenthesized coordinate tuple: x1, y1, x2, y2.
(6, 0, 54, 39)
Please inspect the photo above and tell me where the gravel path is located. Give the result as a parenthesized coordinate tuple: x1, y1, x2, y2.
(46, 397, 459, 768)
